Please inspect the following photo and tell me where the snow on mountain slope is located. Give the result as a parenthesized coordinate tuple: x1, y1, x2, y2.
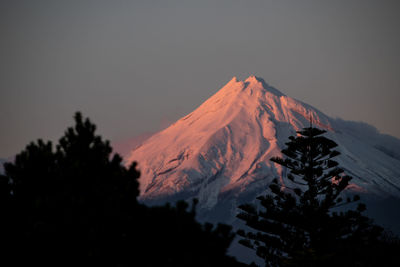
(126, 76, 400, 216)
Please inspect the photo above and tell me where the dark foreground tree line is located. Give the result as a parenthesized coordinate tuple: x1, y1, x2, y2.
(0, 113, 398, 266)
(0, 113, 243, 266)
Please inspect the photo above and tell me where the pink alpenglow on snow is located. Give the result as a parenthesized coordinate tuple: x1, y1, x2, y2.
(126, 76, 400, 212)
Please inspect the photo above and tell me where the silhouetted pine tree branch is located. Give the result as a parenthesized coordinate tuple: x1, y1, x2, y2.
(237, 126, 399, 266)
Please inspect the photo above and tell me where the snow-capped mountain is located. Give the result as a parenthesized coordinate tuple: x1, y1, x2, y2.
(126, 76, 400, 223)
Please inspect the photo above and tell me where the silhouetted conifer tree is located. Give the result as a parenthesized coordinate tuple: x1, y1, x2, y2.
(1, 112, 245, 266)
(236, 126, 395, 266)
(2, 113, 140, 264)
(137, 199, 244, 267)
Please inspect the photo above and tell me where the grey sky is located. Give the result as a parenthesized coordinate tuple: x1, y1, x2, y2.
(1, 0, 400, 158)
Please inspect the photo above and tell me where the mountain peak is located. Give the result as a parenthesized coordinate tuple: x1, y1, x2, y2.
(230, 76, 239, 83)
(246, 75, 285, 97)
(126, 76, 400, 213)
(224, 75, 285, 97)
(244, 75, 261, 83)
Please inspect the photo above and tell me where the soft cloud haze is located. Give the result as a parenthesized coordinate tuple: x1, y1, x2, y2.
(1, 0, 400, 158)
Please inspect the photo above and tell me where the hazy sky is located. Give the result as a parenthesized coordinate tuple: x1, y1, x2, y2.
(1, 0, 400, 158)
